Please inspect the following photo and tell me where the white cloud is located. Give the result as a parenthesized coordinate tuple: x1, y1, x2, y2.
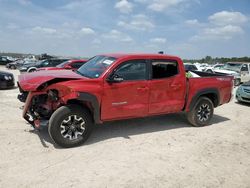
(80, 27, 95, 35)
(102, 29, 133, 42)
(208, 11, 248, 26)
(18, 0, 31, 6)
(6, 23, 19, 30)
(115, 0, 133, 14)
(185, 19, 199, 25)
(31, 26, 57, 34)
(92, 39, 101, 44)
(118, 14, 154, 31)
(191, 25, 244, 41)
(150, 37, 166, 44)
(148, 0, 184, 12)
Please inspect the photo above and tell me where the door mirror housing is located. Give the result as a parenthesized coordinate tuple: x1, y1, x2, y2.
(107, 74, 124, 83)
(65, 65, 72, 69)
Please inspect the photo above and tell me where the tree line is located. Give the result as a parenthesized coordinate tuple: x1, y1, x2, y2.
(183, 56, 250, 64)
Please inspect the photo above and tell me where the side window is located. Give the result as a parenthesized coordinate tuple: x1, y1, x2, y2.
(241, 64, 248, 71)
(152, 60, 178, 79)
(71, 62, 84, 69)
(53, 61, 63, 66)
(115, 60, 147, 81)
(42, 61, 49, 67)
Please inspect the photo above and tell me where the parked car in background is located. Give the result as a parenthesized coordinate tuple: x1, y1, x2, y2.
(184, 63, 201, 71)
(212, 62, 250, 85)
(236, 80, 250, 103)
(0, 56, 13, 65)
(6, 59, 24, 69)
(203, 64, 224, 73)
(18, 53, 233, 148)
(19, 58, 69, 73)
(0, 70, 15, 89)
(37, 59, 87, 71)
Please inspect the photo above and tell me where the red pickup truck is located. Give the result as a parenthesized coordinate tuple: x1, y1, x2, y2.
(18, 54, 233, 148)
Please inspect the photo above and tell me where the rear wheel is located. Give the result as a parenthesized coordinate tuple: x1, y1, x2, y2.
(187, 97, 214, 127)
(48, 105, 93, 148)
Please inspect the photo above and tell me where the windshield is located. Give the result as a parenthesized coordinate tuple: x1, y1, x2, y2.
(221, 63, 242, 72)
(56, 60, 69, 68)
(77, 55, 117, 78)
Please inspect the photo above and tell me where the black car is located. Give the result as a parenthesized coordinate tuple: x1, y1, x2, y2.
(19, 58, 69, 73)
(6, 59, 24, 69)
(0, 56, 13, 65)
(0, 71, 15, 89)
(184, 63, 198, 71)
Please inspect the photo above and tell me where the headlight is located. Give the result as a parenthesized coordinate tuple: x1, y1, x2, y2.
(4, 75, 9, 80)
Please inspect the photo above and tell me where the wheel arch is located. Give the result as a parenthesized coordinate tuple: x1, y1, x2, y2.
(27, 67, 37, 72)
(67, 92, 101, 124)
(188, 88, 220, 111)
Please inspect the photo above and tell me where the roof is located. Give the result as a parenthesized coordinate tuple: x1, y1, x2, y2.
(101, 53, 180, 60)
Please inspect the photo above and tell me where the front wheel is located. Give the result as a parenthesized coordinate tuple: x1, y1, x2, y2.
(48, 105, 93, 148)
(187, 97, 214, 127)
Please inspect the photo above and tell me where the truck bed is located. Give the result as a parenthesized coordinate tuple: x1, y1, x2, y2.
(185, 71, 233, 111)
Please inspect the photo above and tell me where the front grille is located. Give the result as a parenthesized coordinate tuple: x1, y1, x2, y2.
(242, 97, 250, 101)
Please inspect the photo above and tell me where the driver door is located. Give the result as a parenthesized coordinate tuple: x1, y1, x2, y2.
(101, 59, 149, 120)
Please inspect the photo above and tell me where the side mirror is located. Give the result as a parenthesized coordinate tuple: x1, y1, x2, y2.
(107, 74, 124, 83)
(65, 65, 72, 69)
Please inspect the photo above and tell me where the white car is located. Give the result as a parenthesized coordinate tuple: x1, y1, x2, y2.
(203, 64, 224, 73)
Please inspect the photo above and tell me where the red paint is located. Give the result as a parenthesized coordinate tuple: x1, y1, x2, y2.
(18, 54, 233, 125)
(37, 59, 87, 71)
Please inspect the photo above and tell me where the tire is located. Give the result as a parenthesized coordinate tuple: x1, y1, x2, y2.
(206, 69, 213, 73)
(10, 65, 15, 69)
(187, 97, 214, 127)
(48, 105, 93, 148)
(28, 69, 36, 72)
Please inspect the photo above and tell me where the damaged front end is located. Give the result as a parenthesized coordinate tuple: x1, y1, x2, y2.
(18, 85, 62, 129)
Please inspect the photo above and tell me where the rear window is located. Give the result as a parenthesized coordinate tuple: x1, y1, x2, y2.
(152, 60, 178, 79)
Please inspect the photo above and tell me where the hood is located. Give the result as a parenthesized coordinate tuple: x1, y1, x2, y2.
(214, 69, 237, 75)
(18, 70, 84, 91)
(38, 67, 62, 71)
(242, 81, 250, 86)
(0, 70, 13, 76)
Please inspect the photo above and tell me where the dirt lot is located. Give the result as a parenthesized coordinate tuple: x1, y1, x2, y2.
(0, 66, 249, 188)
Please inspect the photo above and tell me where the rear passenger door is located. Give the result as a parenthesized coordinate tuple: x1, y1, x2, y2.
(148, 59, 186, 115)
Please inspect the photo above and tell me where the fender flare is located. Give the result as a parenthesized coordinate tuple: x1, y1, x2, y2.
(77, 92, 100, 124)
(188, 88, 220, 111)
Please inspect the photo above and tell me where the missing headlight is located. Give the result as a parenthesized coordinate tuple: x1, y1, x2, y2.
(47, 89, 58, 101)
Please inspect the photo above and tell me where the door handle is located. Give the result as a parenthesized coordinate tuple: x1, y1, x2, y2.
(171, 83, 181, 90)
(137, 86, 149, 91)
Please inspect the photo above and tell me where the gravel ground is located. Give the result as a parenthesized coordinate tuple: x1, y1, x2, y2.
(0, 66, 250, 188)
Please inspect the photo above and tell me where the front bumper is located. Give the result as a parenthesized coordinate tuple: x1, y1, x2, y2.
(236, 88, 250, 103)
(0, 80, 15, 89)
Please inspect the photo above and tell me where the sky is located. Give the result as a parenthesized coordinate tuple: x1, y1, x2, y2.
(0, 0, 249, 59)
